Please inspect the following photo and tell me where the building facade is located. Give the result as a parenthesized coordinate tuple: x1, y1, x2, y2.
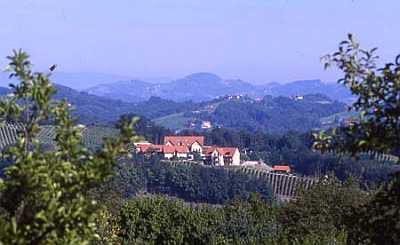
(135, 136, 241, 166)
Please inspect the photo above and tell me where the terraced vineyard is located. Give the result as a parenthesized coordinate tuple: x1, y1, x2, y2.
(81, 126, 119, 150)
(326, 150, 399, 164)
(233, 166, 316, 200)
(0, 123, 119, 151)
(0, 123, 23, 149)
(37, 125, 57, 148)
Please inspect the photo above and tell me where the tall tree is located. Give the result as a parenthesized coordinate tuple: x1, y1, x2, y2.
(315, 34, 400, 244)
(315, 34, 400, 158)
(0, 50, 139, 244)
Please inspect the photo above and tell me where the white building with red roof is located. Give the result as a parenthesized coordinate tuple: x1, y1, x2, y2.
(162, 145, 190, 159)
(134, 136, 241, 166)
(203, 146, 241, 166)
(134, 142, 190, 159)
(164, 136, 204, 154)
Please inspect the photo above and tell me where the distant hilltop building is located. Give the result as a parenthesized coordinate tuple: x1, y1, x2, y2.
(201, 121, 212, 129)
(135, 135, 241, 166)
(272, 165, 291, 174)
(291, 95, 304, 101)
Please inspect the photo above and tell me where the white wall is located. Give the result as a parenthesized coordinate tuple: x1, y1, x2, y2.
(164, 153, 174, 159)
(231, 149, 241, 166)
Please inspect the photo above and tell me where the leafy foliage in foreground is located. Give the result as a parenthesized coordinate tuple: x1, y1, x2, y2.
(278, 176, 369, 242)
(113, 188, 350, 244)
(315, 34, 400, 244)
(0, 50, 138, 244)
(316, 34, 400, 158)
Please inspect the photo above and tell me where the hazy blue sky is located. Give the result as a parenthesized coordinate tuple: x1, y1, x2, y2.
(1, 0, 399, 84)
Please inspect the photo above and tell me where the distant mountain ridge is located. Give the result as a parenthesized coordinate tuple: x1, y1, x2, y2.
(0, 83, 348, 133)
(0, 71, 353, 103)
(0, 72, 135, 91)
(263, 79, 353, 103)
(0, 83, 199, 125)
(84, 72, 353, 103)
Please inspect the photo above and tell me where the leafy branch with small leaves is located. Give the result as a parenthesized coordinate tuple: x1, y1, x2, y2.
(0, 50, 139, 244)
(314, 34, 400, 244)
(314, 34, 400, 160)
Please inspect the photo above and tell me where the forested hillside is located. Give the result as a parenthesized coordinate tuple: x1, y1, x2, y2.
(0, 84, 348, 133)
(0, 84, 199, 125)
(154, 94, 347, 133)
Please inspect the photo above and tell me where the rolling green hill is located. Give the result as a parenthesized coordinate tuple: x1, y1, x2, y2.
(153, 94, 347, 133)
(0, 84, 348, 134)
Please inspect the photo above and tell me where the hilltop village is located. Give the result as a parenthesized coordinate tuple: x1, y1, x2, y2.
(134, 135, 291, 174)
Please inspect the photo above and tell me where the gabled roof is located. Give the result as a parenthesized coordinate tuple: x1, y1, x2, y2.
(202, 146, 215, 155)
(216, 147, 238, 157)
(136, 143, 190, 154)
(203, 146, 238, 157)
(273, 165, 291, 172)
(135, 143, 153, 153)
(164, 136, 205, 146)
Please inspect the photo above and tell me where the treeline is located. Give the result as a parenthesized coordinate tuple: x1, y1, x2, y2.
(128, 115, 396, 186)
(103, 158, 273, 205)
(201, 94, 345, 133)
(201, 128, 396, 186)
(96, 176, 386, 244)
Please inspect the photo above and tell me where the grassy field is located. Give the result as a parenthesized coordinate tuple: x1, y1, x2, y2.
(152, 113, 193, 130)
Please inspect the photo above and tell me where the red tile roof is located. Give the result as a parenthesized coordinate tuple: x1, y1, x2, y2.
(135, 143, 163, 153)
(273, 165, 291, 172)
(203, 146, 238, 157)
(162, 145, 190, 154)
(136, 143, 190, 154)
(135, 143, 152, 153)
(216, 147, 237, 157)
(164, 136, 205, 146)
(202, 146, 214, 155)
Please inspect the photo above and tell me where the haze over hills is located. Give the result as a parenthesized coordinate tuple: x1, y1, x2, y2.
(0, 72, 135, 91)
(84, 72, 353, 103)
(0, 83, 348, 133)
(0, 71, 353, 103)
(84, 72, 259, 103)
(0, 72, 172, 91)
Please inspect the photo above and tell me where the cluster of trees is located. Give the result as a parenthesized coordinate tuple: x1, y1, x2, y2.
(206, 94, 345, 133)
(0, 50, 138, 243)
(105, 158, 273, 204)
(98, 177, 367, 244)
(167, 126, 394, 186)
(0, 84, 201, 126)
(118, 194, 279, 244)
